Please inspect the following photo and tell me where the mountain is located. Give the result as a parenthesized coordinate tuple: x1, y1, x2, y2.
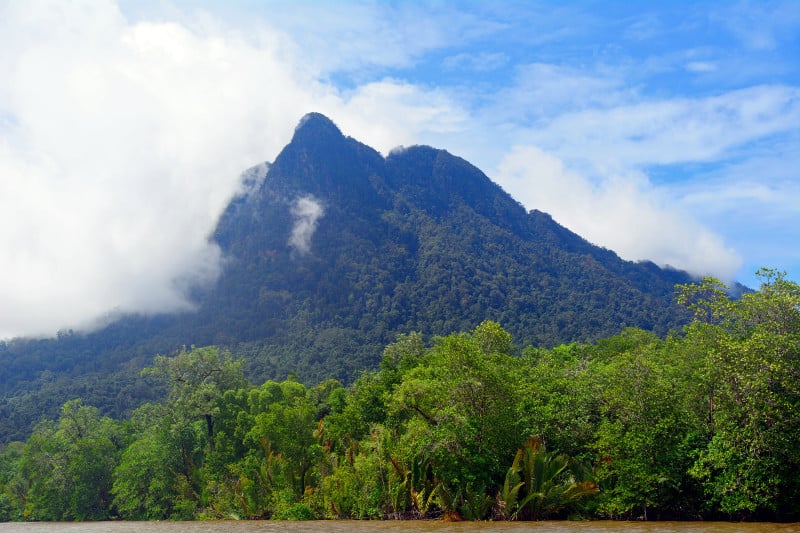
(0, 112, 694, 441)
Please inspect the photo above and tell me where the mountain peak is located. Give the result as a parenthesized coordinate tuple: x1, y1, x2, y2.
(263, 112, 384, 206)
(291, 112, 344, 144)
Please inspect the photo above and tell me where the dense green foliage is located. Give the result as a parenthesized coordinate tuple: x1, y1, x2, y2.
(1, 271, 798, 522)
(0, 113, 697, 442)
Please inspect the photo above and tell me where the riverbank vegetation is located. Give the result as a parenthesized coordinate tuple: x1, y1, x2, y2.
(1, 270, 798, 522)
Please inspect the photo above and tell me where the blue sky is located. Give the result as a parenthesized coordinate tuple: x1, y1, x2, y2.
(1, 1, 798, 338)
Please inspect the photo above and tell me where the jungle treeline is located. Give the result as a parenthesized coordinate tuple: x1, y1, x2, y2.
(0, 270, 798, 522)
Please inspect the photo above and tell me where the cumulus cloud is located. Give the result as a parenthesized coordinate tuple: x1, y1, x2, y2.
(494, 146, 742, 280)
(288, 196, 324, 255)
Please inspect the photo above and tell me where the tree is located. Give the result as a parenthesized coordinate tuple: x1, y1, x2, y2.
(146, 346, 248, 452)
(112, 347, 248, 520)
(515, 342, 598, 460)
(679, 270, 800, 519)
(244, 380, 320, 499)
(388, 322, 524, 519)
(18, 400, 123, 520)
(590, 335, 699, 519)
(0, 441, 24, 521)
(111, 402, 199, 520)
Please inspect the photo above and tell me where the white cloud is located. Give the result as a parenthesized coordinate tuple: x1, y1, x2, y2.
(523, 85, 800, 172)
(686, 61, 716, 72)
(489, 63, 629, 124)
(494, 145, 742, 280)
(334, 80, 468, 155)
(288, 196, 324, 255)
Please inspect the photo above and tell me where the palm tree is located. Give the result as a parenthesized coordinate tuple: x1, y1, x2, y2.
(497, 436, 599, 520)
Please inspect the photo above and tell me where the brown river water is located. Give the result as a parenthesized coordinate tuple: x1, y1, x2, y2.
(1, 521, 799, 533)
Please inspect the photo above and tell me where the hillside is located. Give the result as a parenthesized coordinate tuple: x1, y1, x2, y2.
(0, 113, 694, 441)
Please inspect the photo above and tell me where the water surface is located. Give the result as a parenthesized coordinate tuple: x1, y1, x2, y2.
(2, 521, 799, 533)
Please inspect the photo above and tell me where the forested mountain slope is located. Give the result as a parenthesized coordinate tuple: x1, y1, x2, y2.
(203, 113, 692, 377)
(0, 113, 694, 441)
